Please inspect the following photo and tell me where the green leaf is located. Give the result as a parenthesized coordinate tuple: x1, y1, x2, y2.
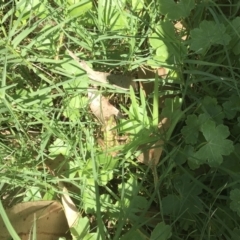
(232, 228, 240, 240)
(12, 23, 40, 49)
(49, 138, 71, 157)
(227, 17, 240, 55)
(150, 21, 176, 48)
(149, 21, 187, 64)
(82, 184, 96, 214)
(118, 175, 140, 198)
(120, 87, 151, 138)
(15, 0, 48, 23)
(117, 176, 148, 212)
(178, 0, 195, 18)
(61, 58, 87, 76)
(82, 183, 113, 214)
(82, 233, 99, 240)
(221, 144, 240, 174)
(63, 95, 88, 121)
(71, 217, 90, 239)
(81, 159, 114, 186)
(0, 200, 21, 240)
(100, 0, 128, 31)
(238, 117, 240, 127)
(159, 0, 195, 20)
(24, 186, 42, 202)
(97, 153, 118, 170)
(129, 85, 140, 120)
(162, 192, 202, 216)
(67, 0, 92, 17)
(230, 189, 240, 217)
(158, 0, 176, 19)
(161, 96, 183, 140)
(153, 74, 159, 127)
(131, 196, 148, 211)
(131, 0, 144, 11)
(98, 170, 113, 186)
(63, 77, 89, 93)
(190, 121, 234, 167)
(162, 97, 182, 120)
(161, 194, 180, 215)
(150, 222, 172, 240)
(174, 145, 194, 165)
(190, 21, 231, 54)
(155, 45, 169, 62)
(198, 113, 212, 125)
(121, 230, 147, 240)
(201, 96, 224, 124)
(181, 114, 200, 144)
(174, 174, 202, 196)
(222, 95, 240, 120)
(162, 174, 203, 216)
(32, 24, 59, 52)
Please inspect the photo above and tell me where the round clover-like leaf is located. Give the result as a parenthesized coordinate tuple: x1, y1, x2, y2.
(190, 121, 234, 167)
(190, 21, 231, 54)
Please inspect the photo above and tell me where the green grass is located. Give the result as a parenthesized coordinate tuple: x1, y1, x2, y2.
(1, 0, 240, 239)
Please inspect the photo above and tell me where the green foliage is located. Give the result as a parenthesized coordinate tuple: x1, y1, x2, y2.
(200, 96, 225, 124)
(182, 113, 234, 168)
(63, 95, 88, 121)
(15, 0, 49, 23)
(162, 174, 203, 217)
(190, 21, 231, 54)
(149, 20, 187, 66)
(181, 95, 235, 169)
(181, 114, 200, 144)
(190, 120, 234, 167)
(67, 0, 92, 18)
(230, 189, 240, 217)
(227, 17, 240, 55)
(1, 0, 240, 239)
(223, 95, 240, 120)
(151, 222, 172, 240)
(158, 0, 195, 20)
(49, 138, 72, 157)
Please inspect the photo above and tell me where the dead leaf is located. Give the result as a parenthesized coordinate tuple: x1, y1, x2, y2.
(137, 66, 168, 100)
(67, 48, 136, 90)
(137, 118, 170, 166)
(59, 182, 92, 240)
(137, 139, 164, 166)
(59, 182, 80, 228)
(0, 201, 70, 240)
(88, 90, 122, 123)
(88, 70, 136, 90)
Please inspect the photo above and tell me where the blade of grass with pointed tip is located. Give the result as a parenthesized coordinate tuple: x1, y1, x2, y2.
(139, 86, 148, 125)
(86, 128, 107, 240)
(0, 200, 21, 240)
(129, 85, 140, 120)
(31, 213, 37, 240)
(153, 73, 159, 128)
(12, 22, 40, 48)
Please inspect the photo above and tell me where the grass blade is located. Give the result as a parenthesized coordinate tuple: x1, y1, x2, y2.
(0, 200, 21, 240)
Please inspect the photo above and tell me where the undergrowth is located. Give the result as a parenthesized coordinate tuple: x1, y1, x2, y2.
(1, 0, 240, 239)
